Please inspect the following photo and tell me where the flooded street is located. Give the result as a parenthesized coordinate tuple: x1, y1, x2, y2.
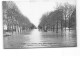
(4, 29, 77, 49)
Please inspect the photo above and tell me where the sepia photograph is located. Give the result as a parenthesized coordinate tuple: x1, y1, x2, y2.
(3, 0, 77, 49)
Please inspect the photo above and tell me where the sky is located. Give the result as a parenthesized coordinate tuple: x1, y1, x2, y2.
(14, 0, 76, 26)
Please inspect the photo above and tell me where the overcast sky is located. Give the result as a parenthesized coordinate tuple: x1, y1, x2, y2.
(14, 0, 76, 26)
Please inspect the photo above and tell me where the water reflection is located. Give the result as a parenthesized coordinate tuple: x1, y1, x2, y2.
(62, 30, 77, 47)
(25, 29, 42, 43)
(4, 29, 77, 49)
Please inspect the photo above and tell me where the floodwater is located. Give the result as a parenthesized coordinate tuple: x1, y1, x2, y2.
(4, 29, 77, 49)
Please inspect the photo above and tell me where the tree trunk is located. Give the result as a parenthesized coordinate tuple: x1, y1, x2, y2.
(56, 19, 58, 33)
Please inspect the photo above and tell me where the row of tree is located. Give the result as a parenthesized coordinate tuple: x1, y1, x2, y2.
(38, 3, 76, 32)
(3, 1, 36, 33)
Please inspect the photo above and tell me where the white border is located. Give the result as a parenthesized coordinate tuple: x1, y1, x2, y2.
(0, 0, 80, 57)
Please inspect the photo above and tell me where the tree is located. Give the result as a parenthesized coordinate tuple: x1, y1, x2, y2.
(3, 1, 35, 32)
(38, 9, 63, 32)
(69, 9, 76, 29)
(38, 3, 76, 32)
(56, 3, 75, 31)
